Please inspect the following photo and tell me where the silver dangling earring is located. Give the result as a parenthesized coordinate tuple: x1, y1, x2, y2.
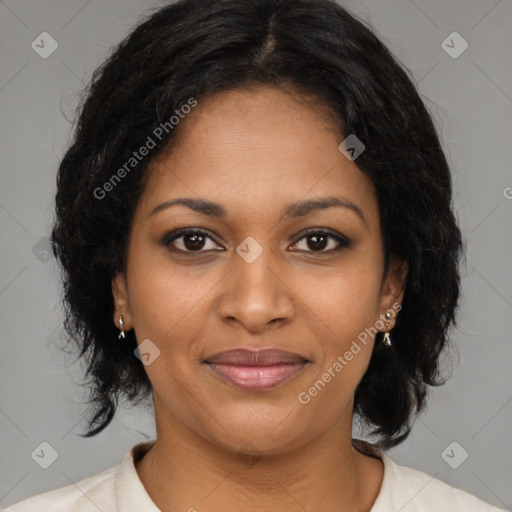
(383, 311, 393, 347)
(118, 314, 126, 340)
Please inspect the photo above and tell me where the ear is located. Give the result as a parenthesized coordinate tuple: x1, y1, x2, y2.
(377, 256, 408, 329)
(112, 272, 132, 331)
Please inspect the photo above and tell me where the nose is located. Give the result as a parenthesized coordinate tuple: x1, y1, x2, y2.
(216, 242, 296, 333)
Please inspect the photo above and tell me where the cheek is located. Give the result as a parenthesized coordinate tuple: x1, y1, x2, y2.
(302, 258, 383, 346)
(126, 243, 215, 340)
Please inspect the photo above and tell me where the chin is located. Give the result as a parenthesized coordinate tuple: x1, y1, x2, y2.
(200, 404, 312, 456)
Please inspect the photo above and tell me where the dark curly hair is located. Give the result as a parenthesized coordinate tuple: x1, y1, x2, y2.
(50, 0, 463, 449)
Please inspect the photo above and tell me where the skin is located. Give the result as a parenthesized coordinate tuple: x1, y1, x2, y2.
(112, 85, 407, 512)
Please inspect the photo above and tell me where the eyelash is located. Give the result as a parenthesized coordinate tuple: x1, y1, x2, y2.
(162, 227, 351, 255)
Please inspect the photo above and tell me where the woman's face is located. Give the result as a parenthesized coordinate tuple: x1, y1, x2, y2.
(112, 85, 406, 455)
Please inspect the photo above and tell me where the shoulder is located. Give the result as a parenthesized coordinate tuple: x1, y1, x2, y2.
(2, 465, 118, 512)
(2, 442, 157, 512)
(372, 453, 507, 512)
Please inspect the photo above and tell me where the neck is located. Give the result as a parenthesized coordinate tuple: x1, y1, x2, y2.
(135, 405, 384, 511)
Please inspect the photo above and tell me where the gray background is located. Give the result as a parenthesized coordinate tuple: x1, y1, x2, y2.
(0, 0, 511, 509)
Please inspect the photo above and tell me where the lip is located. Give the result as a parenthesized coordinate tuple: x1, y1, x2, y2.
(203, 348, 310, 391)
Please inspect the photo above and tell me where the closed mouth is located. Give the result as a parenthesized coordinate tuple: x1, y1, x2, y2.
(204, 348, 309, 366)
(203, 348, 310, 390)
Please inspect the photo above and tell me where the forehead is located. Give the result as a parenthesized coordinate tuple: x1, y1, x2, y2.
(138, 86, 378, 226)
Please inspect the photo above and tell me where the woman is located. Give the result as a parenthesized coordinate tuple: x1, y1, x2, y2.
(5, 0, 506, 510)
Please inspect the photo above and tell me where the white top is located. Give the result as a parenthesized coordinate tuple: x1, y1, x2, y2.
(3, 441, 506, 511)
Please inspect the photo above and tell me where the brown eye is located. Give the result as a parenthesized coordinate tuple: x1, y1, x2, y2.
(305, 233, 329, 251)
(163, 229, 223, 253)
(182, 233, 207, 251)
(289, 230, 351, 253)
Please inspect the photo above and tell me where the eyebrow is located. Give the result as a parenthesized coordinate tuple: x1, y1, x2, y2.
(150, 196, 367, 226)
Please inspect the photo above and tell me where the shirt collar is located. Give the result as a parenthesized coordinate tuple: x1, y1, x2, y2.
(115, 441, 160, 511)
(114, 439, 393, 511)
